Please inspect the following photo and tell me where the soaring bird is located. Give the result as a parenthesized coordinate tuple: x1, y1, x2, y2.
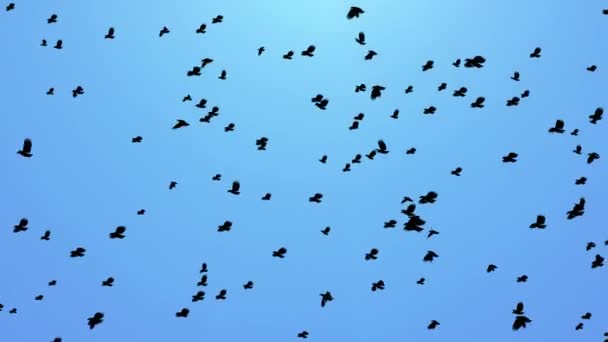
(297, 331, 309, 338)
(87, 312, 104, 329)
(301, 45, 316, 57)
(355, 32, 366, 45)
(40, 230, 51, 240)
(212, 15, 223, 24)
(365, 248, 379, 260)
(53, 40, 63, 49)
(47, 14, 58, 23)
(371, 85, 385, 100)
(173, 119, 189, 129)
(176, 308, 189, 318)
(17, 138, 33, 157)
(159, 26, 170, 37)
(70, 247, 86, 257)
(587, 152, 600, 164)
(376, 140, 389, 154)
(309, 193, 323, 203)
(589, 107, 603, 124)
(196, 24, 207, 34)
(502, 152, 518, 163)
(13, 218, 28, 233)
(591, 254, 604, 268)
(471, 97, 485, 108)
(428, 320, 440, 330)
(423, 250, 439, 262)
(530, 47, 541, 58)
(364, 50, 377, 60)
(101, 277, 115, 287)
(464, 55, 486, 68)
(215, 289, 227, 300)
(258, 46, 265, 55)
(72, 86, 84, 97)
(513, 302, 525, 315)
(320, 291, 334, 307)
(422, 60, 434, 71)
(272, 247, 287, 258)
(530, 215, 547, 229)
(228, 181, 240, 195)
(548, 119, 566, 133)
(346, 6, 364, 19)
(109, 226, 126, 239)
(283, 51, 294, 59)
(511, 71, 520, 81)
(513, 315, 532, 330)
(105, 27, 115, 39)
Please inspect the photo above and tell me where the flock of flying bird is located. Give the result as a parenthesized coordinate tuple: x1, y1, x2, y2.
(3, 2, 608, 341)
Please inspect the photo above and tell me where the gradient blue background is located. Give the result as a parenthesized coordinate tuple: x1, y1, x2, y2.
(1, 1, 606, 341)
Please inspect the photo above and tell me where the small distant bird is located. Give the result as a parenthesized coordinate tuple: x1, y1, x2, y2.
(137, 209, 145, 215)
(272, 247, 287, 258)
(173, 119, 189, 129)
(365, 248, 379, 260)
(354, 113, 364, 121)
(384, 220, 396, 228)
(182, 95, 192, 102)
(13, 218, 29, 233)
(423, 106, 437, 115)
(377, 140, 389, 154)
(283, 51, 294, 59)
(228, 181, 240, 195)
(366, 150, 376, 159)
(47, 88, 54, 95)
(517, 275, 528, 283)
(587, 152, 600, 164)
(511, 71, 520, 81)
(471, 97, 485, 108)
(201, 58, 213, 67)
(196, 24, 207, 34)
(355, 32, 366, 45)
(419, 191, 438, 204)
(88, 312, 104, 329)
(348, 122, 359, 130)
(530, 215, 547, 229)
(390, 109, 399, 119)
(342, 163, 351, 172)
(464, 55, 486, 68)
(47, 14, 58, 24)
(41, 39, 47, 46)
(243, 281, 254, 289)
(417, 278, 425, 285)
(604, 9, 608, 15)
(132, 136, 143, 143)
(186, 66, 201, 77)
(571, 129, 579, 136)
(6, 3, 15, 11)
(530, 47, 542, 58)
(405, 85, 413, 94)
(521, 90, 530, 98)
(192, 291, 205, 302)
(17, 138, 33, 157)
(355, 84, 366, 92)
(301, 45, 316, 57)
(176, 308, 189, 318)
(581, 312, 592, 320)
(422, 60, 434, 71)
(346, 6, 364, 19)
(428, 320, 440, 330)
(197, 275, 208, 286)
(513, 315, 532, 331)
(586, 242, 596, 251)
(575, 323, 584, 330)
(371, 280, 385, 291)
(212, 15, 223, 24)
(212, 174, 221, 181)
(261, 193, 272, 200)
(315, 98, 329, 110)
(321, 226, 331, 235)
(406, 148, 416, 155)
(72, 86, 84, 98)
(319, 155, 327, 163)
(371, 85, 385, 100)
(40, 230, 51, 240)
(575, 177, 587, 185)
(513, 302, 525, 315)
(423, 250, 438, 262)
(309, 193, 323, 203)
(320, 291, 334, 307)
(506, 97, 520, 106)
(215, 289, 227, 300)
(548, 119, 565, 133)
(34, 295, 44, 301)
(102, 277, 115, 287)
(49, 280, 57, 286)
(587, 65, 597, 72)
(573, 145, 582, 154)
(591, 254, 604, 268)
(105, 27, 115, 39)
(364, 50, 377, 60)
(567, 197, 585, 219)
(109, 226, 126, 239)
(9, 308, 16, 314)
(258, 46, 265, 55)
(589, 107, 603, 124)
(169, 181, 177, 190)
(438, 83, 447, 91)
(218, 70, 227, 80)
(218, 221, 232, 232)
(503, 152, 518, 163)
(453, 59, 461, 67)
(297, 331, 309, 338)
(224, 123, 235, 132)
(487, 264, 498, 273)
(401, 196, 413, 204)
(427, 229, 439, 239)
(451, 167, 462, 176)
(70, 247, 86, 257)
(352, 154, 362, 163)
(53, 40, 63, 49)
(159, 26, 170, 37)
(52, 338, 62, 342)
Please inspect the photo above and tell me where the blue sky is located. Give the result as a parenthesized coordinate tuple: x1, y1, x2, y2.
(0, 1, 606, 341)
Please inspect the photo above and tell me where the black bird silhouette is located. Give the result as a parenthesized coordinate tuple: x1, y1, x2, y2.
(422, 60, 434, 71)
(197, 275, 208, 286)
(423, 251, 438, 262)
(301, 45, 315, 57)
(419, 191, 438, 204)
(464, 55, 486, 68)
(228, 181, 240, 195)
(173, 119, 189, 129)
(346, 6, 364, 19)
(355, 32, 366, 45)
(567, 197, 585, 219)
(182, 94, 192, 102)
(176, 308, 189, 317)
(352, 154, 362, 163)
(132, 136, 143, 143)
(243, 281, 254, 289)
(40, 230, 51, 240)
(423, 106, 437, 114)
(196, 24, 207, 34)
(586, 242, 596, 251)
(548, 119, 565, 133)
(272, 247, 287, 258)
(52, 338, 62, 342)
(218, 221, 232, 232)
(200, 263, 208, 273)
(405, 85, 413, 94)
(401, 196, 413, 204)
(49, 280, 57, 286)
(406, 148, 416, 155)
(102, 277, 115, 287)
(390, 109, 399, 119)
(17, 138, 33, 157)
(530, 215, 547, 229)
(224, 123, 235, 132)
(506, 97, 520, 106)
(258, 46, 265, 55)
(587, 65, 597, 72)
(342, 163, 351, 172)
(192, 291, 205, 302)
(517, 275, 528, 283)
(34, 295, 44, 301)
(365, 248, 379, 260)
(581, 312, 592, 320)
(6, 3, 15, 11)
(604, 9, 608, 15)
(159, 26, 170, 37)
(283, 51, 294, 59)
(87, 312, 104, 329)
(261, 193, 272, 200)
(513, 302, 525, 315)
(417, 278, 425, 285)
(320, 291, 333, 307)
(47, 14, 58, 23)
(201, 58, 214, 68)
(309, 193, 323, 203)
(575, 323, 584, 330)
(70, 247, 86, 257)
(354, 113, 364, 120)
(571, 129, 579, 136)
(521, 90, 530, 98)
(72, 86, 84, 97)
(371, 85, 385, 100)
(502, 152, 518, 163)
(315, 98, 329, 110)
(427, 229, 439, 238)
(105, 27, 115, 39)
(575, 177, 587, 185)
(319, 155, 327, 163)
(311, 94, 324, 103)
(377, 140, 389, 154)
(366, 150, 376, 159)
(384, 220, 397, 228)
(348, 122, 359, 130)
(530, 47, 542, 58)
(297, 331, 309, 338)
(513, 315, 532, 330)
(47, 87, 54, 95)
(428, 320, 440, 330)
(451, 167, 463, 176)
(591, 254, 604, 268)
(589, 107, 603, 124)
(365, 50, 377, 60)
(487, 264, 498, 273)
(215, 289, 227, 300)
(218, 70, 227, 80)
(108, 226, 126, 239)
(453, 58, 461, 67)
(321, 226, 331, 235)
(355, 84, 366, 92)
(41, 39, 47, 46)
(511, 71, 520, 81)
(371, 280, 385, 291)
(187, 66, 201, 77)
(573, 145, 582, 154)
(9, 308, 17, 314)
(587, 152, 600, 164)
(471, 97, 485, 108)
(438, 82, 447, 91)
(53, 40, 63, 49)
(169, 181, 177, 189)
(212, 15, 223, 24)
(13, 218, 28, 233)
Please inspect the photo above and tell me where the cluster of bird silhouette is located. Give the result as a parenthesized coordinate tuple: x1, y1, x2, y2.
(4, 3, 608, 341)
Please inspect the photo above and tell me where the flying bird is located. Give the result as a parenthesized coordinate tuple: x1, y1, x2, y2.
(371, 85, 385, 100)
(548, 119, 565, 133)
(530, 47, 542, 58)
(17, 138, 33, 157)
(513, 302, 525, 315)
(589, 107, 603, 124)
(109, 226, 126, 239)
(40, 230, 51, 240)
(47, 14, 58, 24)
(272, 247, 287, 258)
(159, 26, 170, 37)
(173, 119, 189, 129)
(301, 45, 315, 57)
(530, 215, 547, 229)
(320, 291, 334, 307)
(105, 27, 115, 39)
(13, 218, 28, 233)
(228, 181, 240, 195)
(346, 6, 364, 19)
(212, 15, 223, 24)
(355, 32, 366, 45)
(87, 312, 104, 329)
(513, 315, 532, 330)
